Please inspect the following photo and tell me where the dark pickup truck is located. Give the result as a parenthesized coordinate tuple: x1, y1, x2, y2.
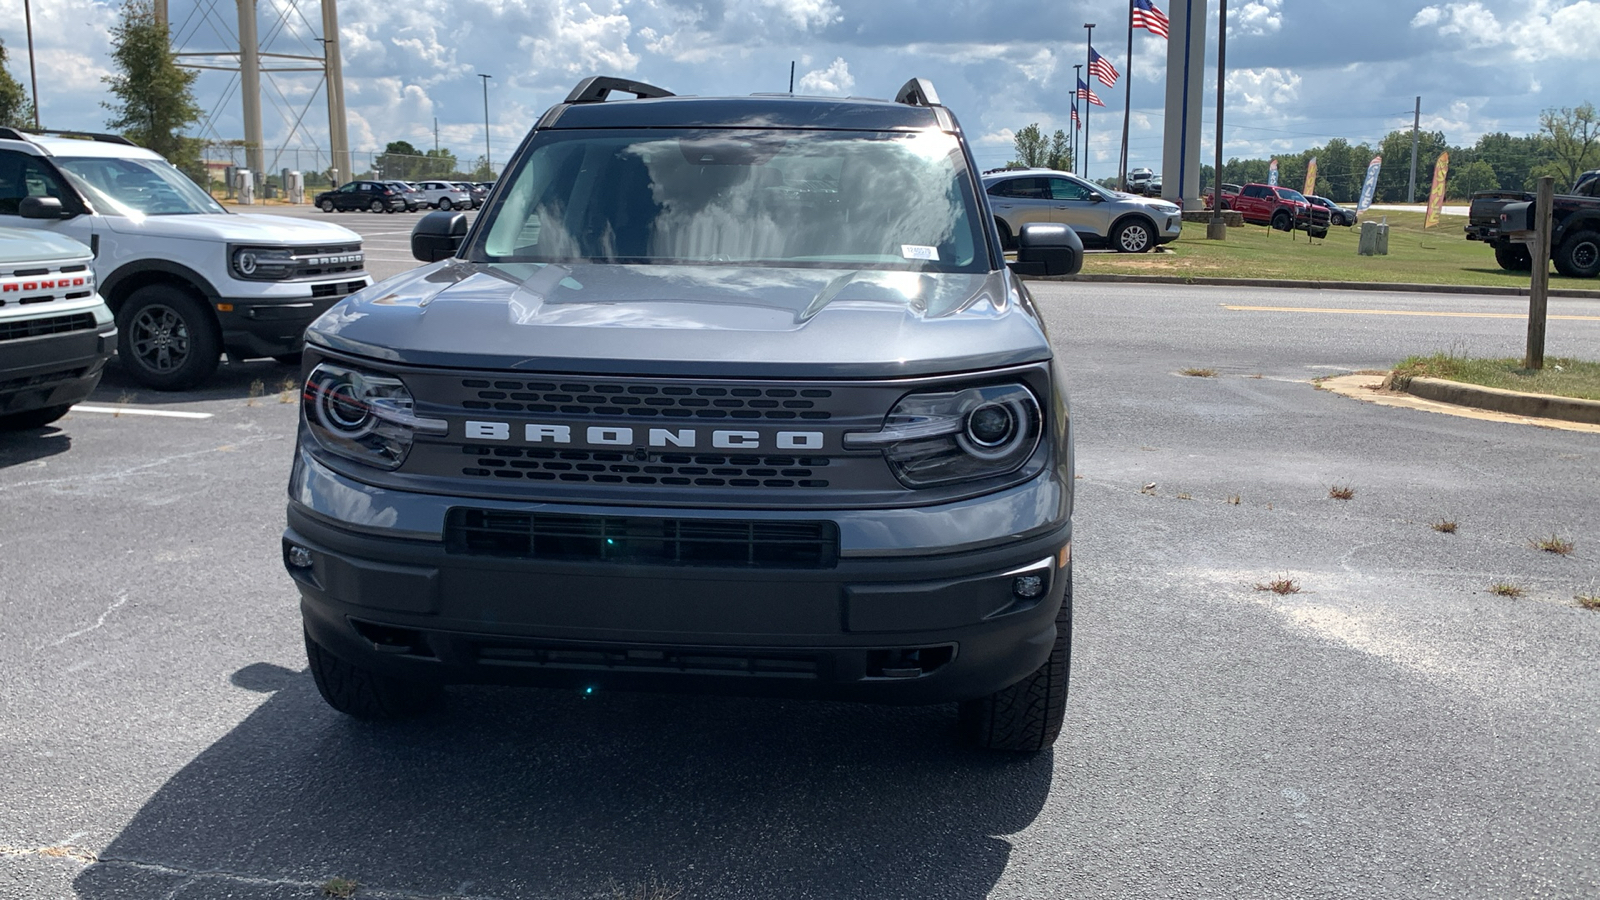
(1465, 169, 1600, 276)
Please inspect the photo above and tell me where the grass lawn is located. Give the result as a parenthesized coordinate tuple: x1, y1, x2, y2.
(1390, 353, 1600, 401)
(1081, 209, 1598, 290)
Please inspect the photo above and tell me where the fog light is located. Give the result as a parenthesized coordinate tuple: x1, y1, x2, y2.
(1012, 574, 1045, 599)
(287, 545, 313, 569)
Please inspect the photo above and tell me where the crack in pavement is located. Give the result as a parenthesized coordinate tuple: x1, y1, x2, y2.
(35, 591, 128, 654)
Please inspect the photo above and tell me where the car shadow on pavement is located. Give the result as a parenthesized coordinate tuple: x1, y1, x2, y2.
(74, 665, 1054, 900)
(0, 426, 72, 468)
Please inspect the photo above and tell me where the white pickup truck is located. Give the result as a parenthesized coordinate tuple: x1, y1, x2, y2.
(0, 226, 114, 429)
(0, 128, 372, 389)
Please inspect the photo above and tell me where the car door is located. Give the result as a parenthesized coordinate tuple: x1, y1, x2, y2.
(0, 149, 99, 255)
(332, 183, 359, 210)
(1046, 175, 1110, 239)
(986, 177, 1054, 238)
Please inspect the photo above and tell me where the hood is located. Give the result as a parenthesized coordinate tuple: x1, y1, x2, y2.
(1107, 190, 1180, 209)
(101, 212, 362, 246)
(307, 261, 1051, 378)
(0, 226, 91, 265)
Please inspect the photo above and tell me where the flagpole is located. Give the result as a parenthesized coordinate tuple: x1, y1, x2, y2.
(1071, 64, 1082, 173)
(1119, 0, 1134, 191)
(1084, 23, 1095, 182)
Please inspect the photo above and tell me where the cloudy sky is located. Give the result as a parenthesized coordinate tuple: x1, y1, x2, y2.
(2, 0, 1597, 177)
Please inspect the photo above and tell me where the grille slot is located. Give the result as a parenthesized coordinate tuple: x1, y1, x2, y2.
(446, 509, 839, 568)
(459, 447, 831, 488)
(459, 378, 832, 420)
(474, 642, 820, 678)
(0, 313, 97, 342)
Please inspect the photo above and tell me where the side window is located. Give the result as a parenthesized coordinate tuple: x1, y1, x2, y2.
(1242, 185, 1266, 199)
(997, 178, 1047, 200)
(1048, 178, 1094, 202)
(0, 150, 69, 216)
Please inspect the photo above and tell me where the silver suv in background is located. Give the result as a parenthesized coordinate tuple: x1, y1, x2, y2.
(412, 180, 472, 210)
(983, 168, 1181, 253)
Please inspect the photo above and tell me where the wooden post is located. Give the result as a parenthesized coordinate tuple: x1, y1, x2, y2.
(1525, 176, 1554, 370)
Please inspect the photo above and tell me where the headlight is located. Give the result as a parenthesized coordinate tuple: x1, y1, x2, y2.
(303, 363, 446, 469)
(844, 383, 1042, 487)
(232, 246, 296, 280)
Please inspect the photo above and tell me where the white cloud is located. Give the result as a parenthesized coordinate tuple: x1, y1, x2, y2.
(519, 2, 639, 77)
(978, 128, 1016, 147)
(1226, 67, 1301, 118)
(797, 57, 853, 95)
(1411, 7, 1442, 27)
(1232, 0, 1283, 36)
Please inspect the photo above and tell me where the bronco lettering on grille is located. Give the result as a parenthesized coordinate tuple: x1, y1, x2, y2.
(463, 421, 826, 451)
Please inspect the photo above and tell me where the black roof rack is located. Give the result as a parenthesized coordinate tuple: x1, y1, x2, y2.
(895, 78, 940, 108)
(0, 127, 137, 146)
(565, 76, 674, 104)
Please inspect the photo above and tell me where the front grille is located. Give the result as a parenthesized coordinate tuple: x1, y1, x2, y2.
(0, 312, 97, 342)
(459, 378, 833, 420)
(446, 509, 840, 568)
(459, 446, 831, 488)
(0, 263, 94, 308)
(311, 279, 370, 299)
(474, 642, 820, 678)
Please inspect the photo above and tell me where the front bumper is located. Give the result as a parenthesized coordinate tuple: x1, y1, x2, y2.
(215, 278, 371, 359)
(284, 451, 1072, 704)
(0, 319, 116, 415)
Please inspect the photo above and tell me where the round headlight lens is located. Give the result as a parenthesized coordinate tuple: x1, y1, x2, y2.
(237, 251, 258, 275)
(967, 403, 1015, 446)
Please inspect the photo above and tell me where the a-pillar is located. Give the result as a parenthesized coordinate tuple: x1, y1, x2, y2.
(1161, 0, 1208, 211)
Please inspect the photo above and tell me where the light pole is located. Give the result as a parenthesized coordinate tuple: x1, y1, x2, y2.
(1208, 0, 1228, 240)
(23, 0, 40, 128)
(478, 73, 493, 178)
(1083, 23, 1095, 182)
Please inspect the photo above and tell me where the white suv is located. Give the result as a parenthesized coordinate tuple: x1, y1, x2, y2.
(0, 128, 371, 389)
(0, 227, 115, 429)
(411, 180, 472, 210)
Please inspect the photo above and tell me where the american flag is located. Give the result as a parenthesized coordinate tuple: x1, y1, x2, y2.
(1076, 78, 1105, 108)
(1088, 47, 1119, 88)
(1132, 0, 1170, 39)
(1072, 107, 1081, 129)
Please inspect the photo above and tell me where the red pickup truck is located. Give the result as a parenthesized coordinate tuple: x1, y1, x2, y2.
(1230, 183, 1330, 236)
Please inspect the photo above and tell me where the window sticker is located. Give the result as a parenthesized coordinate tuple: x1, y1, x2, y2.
(901, 244, 939, 261)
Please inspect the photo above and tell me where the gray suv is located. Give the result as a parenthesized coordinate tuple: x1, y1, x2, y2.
(984, 168, 1182, 253)
(283, 76, 1080, 751)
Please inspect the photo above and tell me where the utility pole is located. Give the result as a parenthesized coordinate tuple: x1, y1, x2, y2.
(236, 0, 265, 180)
(1072, 64, 1083, 173)
(479, 74, 493, 178)
(1118, 0, 1133, 191)
(789, 61, 795, 93)
(1208, 0, 1228, 240)
(434, 117, 439, 152)
(1407, 95, 1421, 204)
(22, 0, 40, 128)
(1083, 23, 1095, 182)
(321, 0, 351, 186)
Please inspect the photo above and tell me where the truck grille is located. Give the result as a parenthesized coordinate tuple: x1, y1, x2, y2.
(0, 312, 97, 342)
(0, 263, 94, 310)
(460, 378, 833, 420)
(460, 447, 831, 488)
(474, 641, 821, 678)
(446, 509, 839, 568)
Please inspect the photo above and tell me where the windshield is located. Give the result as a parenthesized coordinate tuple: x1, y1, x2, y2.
(1278, 189, 1308, 203)
(54, 156, 225, 216)
(474, 128, 988, 273)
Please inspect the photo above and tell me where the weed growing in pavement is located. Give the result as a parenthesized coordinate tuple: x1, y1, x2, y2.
(1531, 534, 1575, 555)
(278, 377, 298, 403)
(1176, 492, 1193, 500)
(321, 877, 359, 898)
(1432, 519, 1458, 533)
(1181, 367, 1218, 377)
(1328, 485, 1355, 500)
(1576, 591, 1600, 610)
(246, 379, 264, 407)
(1227, 494, 1241, 505)
(1489, 582, 1526, 598)
(1254, 577, 1301, 595)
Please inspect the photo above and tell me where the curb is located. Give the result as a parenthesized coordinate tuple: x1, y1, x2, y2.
(1402, 376, 1600, 425)
(1022, 272, 1600, 299)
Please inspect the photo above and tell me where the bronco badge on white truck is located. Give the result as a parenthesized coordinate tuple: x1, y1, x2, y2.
(283, 76, 1083, 751)
(0, 128, 371, 390)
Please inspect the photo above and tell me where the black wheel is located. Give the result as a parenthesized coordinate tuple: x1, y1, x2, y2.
(319, 199, 335, 213)
(1113, 218, 1154, 253)
(1553, 229, 1600, 278)
(960, 564, 1071, 752)
(0, 404, 72, 430)
(1271, 210, 1292, 231)
(305, 629, 441, 719)
(438, 197, 453, 211)
(368, 199, 384, 213)
(1494, 242, 1533, 272)
(116, 285, 220, 391)
(995, 218, 1016, 252)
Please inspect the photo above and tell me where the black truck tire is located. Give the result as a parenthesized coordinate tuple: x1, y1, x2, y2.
(960, 565, 1071, 752)
(305, 629, 442, 719)
(117, 285, 221, 391)
(1271, 210, 1292, 231)
(1553, 229, 1600, 278)
(1494, 242, 1533, 271)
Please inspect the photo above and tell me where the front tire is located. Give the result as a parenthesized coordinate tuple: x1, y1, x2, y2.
(1553, 229, 1600, 278)
(1271, 210, 1292, 231)
(960, 564, 1071, 752)
(1494, 242, 1533, 272)
(305, 630, 442, 719)
(116, 285, 220, 391)
(1114, 218, 1154, 253)
(0, 404, 72, 430)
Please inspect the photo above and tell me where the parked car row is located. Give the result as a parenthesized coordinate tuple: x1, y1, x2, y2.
(314, 180, 493, 214)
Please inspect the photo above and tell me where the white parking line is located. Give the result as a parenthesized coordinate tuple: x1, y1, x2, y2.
(72, 406, 214, 419)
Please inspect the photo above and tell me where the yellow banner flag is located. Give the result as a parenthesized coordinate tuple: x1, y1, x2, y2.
(1424, 152, 1450, 228)
(1303, 157, 1318, 198)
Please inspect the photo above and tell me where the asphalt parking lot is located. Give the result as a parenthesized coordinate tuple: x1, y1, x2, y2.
(3, 223, 1599, 898)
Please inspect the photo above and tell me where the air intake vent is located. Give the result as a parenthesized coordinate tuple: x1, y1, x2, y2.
(0, 312, 96, 342)
(446, 509, 839, 569)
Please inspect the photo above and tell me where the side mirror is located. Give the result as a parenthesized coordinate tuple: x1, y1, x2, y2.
(19, 196, 65, 219)
(411, 211, 468, 262)
(1008, 223, 1083, 277)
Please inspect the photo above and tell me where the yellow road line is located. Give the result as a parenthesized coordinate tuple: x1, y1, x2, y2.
(1224, 305, 1600, 321)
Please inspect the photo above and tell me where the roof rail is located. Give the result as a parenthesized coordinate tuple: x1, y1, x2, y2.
(0, 127, 139, 146)
(0, 127, 28, 141)
(565, 76, 674, 104)
(894, 78, 940, 108)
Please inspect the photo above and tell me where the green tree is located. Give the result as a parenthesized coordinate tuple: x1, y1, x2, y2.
(1010, 124, 1047, 168)
(0, 38, 36, 129)
(1046, 130, 1070, 171)
(1449, 159, 1499, 198)
(423, 147, 457, 179)
(376, 140, 423, 179)
(1538, 103, 1599, 189)
(103, 0, 203, 174)
(1376, 129, 1449, 202)
(466, 155, 495, 182)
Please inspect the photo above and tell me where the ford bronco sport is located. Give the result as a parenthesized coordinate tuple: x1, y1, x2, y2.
(0, 227, 114, 429)
(283, 76, 1080, 751)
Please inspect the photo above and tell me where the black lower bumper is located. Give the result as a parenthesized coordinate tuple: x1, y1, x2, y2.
(0, 323, 116, 415)
(284, 504, 1070, 705)
(217, 293, 352, 360)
